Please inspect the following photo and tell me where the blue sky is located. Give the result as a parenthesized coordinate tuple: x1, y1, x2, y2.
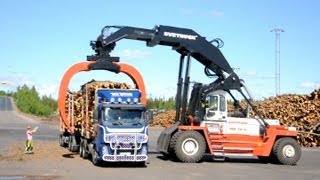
(0, 0, 319, 100)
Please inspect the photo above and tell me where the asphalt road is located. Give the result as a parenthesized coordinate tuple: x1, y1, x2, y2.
(0, 96, 320, 180)
(0, 96, 58, 152)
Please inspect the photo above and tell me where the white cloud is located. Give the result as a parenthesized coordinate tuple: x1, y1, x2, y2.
(239, 70, 257, 77)
(208, 10, 224, 17)
(113, 49, 152, 60)
(179, 8, 195, 15)
(36, 83, 59, 99)
(178, 8, 224, 17)
(299, 81, 320, 89)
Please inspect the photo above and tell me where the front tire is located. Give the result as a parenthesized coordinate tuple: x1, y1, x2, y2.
(92, 149, 101, 166)
(272, 137, 301, 165)
(172, 131, 206, 163)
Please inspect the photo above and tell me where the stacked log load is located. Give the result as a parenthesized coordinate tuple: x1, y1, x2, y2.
(65, 80, 132, 137)
(152, 89, 320, 147)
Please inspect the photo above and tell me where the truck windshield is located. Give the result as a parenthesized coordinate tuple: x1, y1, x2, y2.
(103, 108, 146, 126)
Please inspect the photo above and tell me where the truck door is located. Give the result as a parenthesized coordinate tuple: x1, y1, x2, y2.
(205, 94, 227, 121)
(204, 93, 228, 134)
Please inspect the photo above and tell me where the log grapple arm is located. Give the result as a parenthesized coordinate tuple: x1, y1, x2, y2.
(91, 25, 234, 78)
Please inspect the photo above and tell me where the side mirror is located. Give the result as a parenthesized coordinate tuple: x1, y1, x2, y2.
(93, 109, 99, 123)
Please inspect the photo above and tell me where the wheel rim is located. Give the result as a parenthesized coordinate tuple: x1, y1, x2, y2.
(181, 138, 199, 156)
(282, 144, 295, 158)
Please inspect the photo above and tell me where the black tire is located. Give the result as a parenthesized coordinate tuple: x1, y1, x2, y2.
(165, 131, 182, 160)
(67, 136, 79, 152)
(136, 161, 146, 167)
(92, 149, 101, 166)
(79, 140, 84, 158)
(59, 134, 66, 147)
(80, 139, 89, 159)
(272, 137, 301, 165)
(68, 136, 72, 151)
(172, 131, 206, 163)
(258, 156, 270, 164)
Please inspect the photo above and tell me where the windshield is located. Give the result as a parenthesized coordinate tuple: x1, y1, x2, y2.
(103, 107, 146, 126)
(206, 95, 218, 111)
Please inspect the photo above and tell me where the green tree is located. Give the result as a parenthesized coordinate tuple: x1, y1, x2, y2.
(13, 84, 57, 117)
(0, 90, 6, 96)
(147, 96, 176, 110)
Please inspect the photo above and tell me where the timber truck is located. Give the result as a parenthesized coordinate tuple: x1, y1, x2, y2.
(82, 24, 301, 165)
(58, 58, 149, 166)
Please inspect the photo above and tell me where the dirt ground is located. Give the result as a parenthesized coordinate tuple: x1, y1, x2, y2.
(0, 141, 70, 179)
(0, 141, 67, 162)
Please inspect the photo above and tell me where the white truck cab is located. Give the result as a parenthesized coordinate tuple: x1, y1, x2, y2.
(201, 90, 280, 136)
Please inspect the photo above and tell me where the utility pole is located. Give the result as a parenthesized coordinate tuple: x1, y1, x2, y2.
(271, 28, 284, 96)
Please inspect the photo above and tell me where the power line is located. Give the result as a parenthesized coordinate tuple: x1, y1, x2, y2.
(271, 28, 284, 96)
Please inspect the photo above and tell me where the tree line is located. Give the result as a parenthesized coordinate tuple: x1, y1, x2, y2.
(1, 85, 57, 117)
(1, 85, 176, 118)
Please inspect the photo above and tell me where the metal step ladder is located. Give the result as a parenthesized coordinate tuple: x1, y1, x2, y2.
(208, 126, 225, 161)
(209, 133, 225, 161)
(212, 143, 225, 161)
(207, 123, 225, 161)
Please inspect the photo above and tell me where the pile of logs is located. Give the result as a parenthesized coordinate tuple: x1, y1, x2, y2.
(65, 80, 132, 137)
(151, 110, 176, 127)
(252, 89, 320, 147)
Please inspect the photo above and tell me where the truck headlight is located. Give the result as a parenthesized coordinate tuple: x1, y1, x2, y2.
(137, 134, 148, 143)
(105, 134, 116, 143)
(141, 145, 148, 155)
(102, 146, 108, 155)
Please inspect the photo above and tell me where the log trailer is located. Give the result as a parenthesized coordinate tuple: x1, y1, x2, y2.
(65, 24, 301, 165)
(58, 55, 149, 166)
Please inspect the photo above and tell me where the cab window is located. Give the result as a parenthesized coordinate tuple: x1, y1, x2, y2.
(219, 95, 226, 112)
(207, 95, 218, 111)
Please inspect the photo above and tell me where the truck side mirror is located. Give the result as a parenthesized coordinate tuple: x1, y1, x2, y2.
(93, 109, 99, 123)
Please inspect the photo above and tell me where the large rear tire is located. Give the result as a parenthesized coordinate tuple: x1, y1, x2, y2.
(272, 137, 301, 165)
(68, 136, 72, 151)
(172, 131, 206, 163)
(79, 140, 84, 158)
(59, 134, 66, 147)
(80, 139, 89, 159)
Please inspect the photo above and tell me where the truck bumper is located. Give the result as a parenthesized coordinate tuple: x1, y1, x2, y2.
(102, 154, 148, 162)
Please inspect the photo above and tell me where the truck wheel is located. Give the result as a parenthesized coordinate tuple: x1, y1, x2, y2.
(80, 140, 88, 159)
(79, 140, 84, 158)
(68, 136, 72, 151)
(173, 131, 205, 163)
(68, 136, 79, 152)
(272, 137, 301, 165)
(136, 161, 146, 167)
(166, 131, 182, 160)
(59, 134, 66, 147)
(92, 149, 101, 166)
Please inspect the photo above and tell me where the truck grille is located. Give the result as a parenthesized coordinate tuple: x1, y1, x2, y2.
(110, 143, 142, 150)
(105, 133, 148, 144)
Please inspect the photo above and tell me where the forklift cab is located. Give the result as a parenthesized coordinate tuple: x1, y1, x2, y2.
(204, 90, 228, 121)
